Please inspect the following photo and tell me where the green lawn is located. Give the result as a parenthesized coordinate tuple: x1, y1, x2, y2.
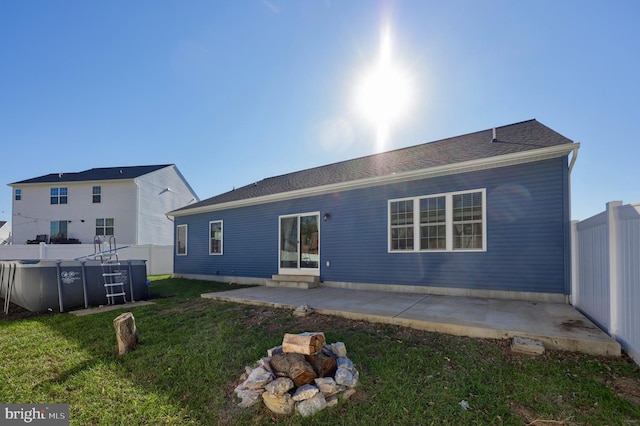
(1, 276, 639, 425)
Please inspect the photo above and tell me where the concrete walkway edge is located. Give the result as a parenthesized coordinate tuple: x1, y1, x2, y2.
(202, 286, 621, 357)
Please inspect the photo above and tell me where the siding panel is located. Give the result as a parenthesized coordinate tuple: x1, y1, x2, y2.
(175, 158, 570, 294)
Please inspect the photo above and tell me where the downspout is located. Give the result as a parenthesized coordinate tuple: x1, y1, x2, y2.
(567, 143, 580, 304)
(568, 143, 579, 174)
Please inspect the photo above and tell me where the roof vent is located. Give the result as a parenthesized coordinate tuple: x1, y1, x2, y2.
(58, 172, 63, 178)
(492, 128, 497, 143)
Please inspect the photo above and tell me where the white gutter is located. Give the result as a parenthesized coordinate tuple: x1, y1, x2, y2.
(169, 143, 578, 217)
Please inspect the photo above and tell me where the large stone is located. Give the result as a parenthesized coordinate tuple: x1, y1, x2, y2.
(262, 391, 295, 415)
(511, 336, 545, 355)
(292, 384, 319, 401)
(314, 377, 337, 395)
(330, 342, 348, 358)
(264, 377, 294, 396)
(243, 366, 273, 390)
(334, 367, 354, 387)
(295, 393, 327, 417)
(234, 388, 263, 408)
(337, 357, 354, 370)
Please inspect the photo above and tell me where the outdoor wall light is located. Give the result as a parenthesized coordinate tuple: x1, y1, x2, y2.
(323, 213, 330, 221)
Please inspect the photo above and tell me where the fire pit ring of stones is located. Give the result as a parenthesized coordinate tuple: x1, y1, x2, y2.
(233, 332, 359, 417)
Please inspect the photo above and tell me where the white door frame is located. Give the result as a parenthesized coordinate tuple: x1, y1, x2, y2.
(278, 212, 320, 276)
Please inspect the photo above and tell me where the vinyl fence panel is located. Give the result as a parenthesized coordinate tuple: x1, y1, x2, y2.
(572, 201, 640, 365)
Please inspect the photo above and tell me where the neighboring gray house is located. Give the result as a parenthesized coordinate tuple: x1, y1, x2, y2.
(168, 119, 579, 303)
(9, 164, 198, 245)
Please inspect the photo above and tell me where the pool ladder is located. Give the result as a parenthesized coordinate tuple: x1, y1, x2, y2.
(95, 236, 127, 305)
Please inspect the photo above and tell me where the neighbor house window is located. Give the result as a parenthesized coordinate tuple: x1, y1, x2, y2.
(50, 220, 69, 240)
(96, 218, 114, 236)
(14, 189, 22, 201)
(389, 189, 486, 252)
(209, 220, 223, 255)
(92, 186, 101, 203)
(176, 224, 187, 256)
(50, 187, 68, 204)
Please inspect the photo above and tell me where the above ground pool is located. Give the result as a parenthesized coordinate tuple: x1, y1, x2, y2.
(0, 259, 148, 313)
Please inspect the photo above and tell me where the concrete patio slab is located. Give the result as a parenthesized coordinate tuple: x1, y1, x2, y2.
(202, 286, 621, 357)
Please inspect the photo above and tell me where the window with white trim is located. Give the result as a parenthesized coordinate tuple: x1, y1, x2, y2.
(389, 189, 486, 252)
(390, 199, 414, 250)
(50, 187, 68, 204)
(14, 189, 22, 201)
(96, 218, 114, 236)
(92, 186, 101, 203)
(209, 220, 223, 255)
(176, 224, 188, 256)
(452, 192, 483, 249)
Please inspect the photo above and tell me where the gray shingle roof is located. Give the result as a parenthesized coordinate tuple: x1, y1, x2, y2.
(11, 164, 173, 185)
(173, 119, 575, 213)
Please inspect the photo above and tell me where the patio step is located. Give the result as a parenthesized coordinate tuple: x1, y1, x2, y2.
(266, 275, 319, 289)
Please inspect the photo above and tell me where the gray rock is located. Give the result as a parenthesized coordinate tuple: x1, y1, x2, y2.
(234, 388, 263, 408)
(264, 377, 294, 396)
(330, 342, 348, 358)
(511, 336, 545, 355)
(292, 384, 319, 401)
(267, 345, 284, 357)
(262, 391, 295, 415)
(243, 366, 273, 390)
(296, 393, 327, 417)
(334, 367, 354, 387)
(337, 357, 354, 370)
(314, 377, 337, 395)
(326, 395, 339, 407)
(293, 304, 315, 317)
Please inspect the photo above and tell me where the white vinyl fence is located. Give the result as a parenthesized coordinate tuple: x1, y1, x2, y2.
(0, 243, 173, 275)
(572, 201, 640, 365)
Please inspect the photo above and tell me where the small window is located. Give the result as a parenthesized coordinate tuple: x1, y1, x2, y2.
(50, 187, 68, 204)
(96, 218, 114, 236)
(176, 224, 188, 256)
(14, 189, 22, 201)
(92, 186, 101, 203)
(209, 221, 223, 255)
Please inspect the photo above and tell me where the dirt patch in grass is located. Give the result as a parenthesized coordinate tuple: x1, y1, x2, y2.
(510, 402, 572, 425)
(0, 302, 56, 321)
(611, 376, 640, 405)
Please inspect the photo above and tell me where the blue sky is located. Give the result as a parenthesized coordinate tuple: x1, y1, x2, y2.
(1, 1, 639, 224)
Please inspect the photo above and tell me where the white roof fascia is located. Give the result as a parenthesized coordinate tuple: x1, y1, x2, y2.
(169, 143, 578, 217)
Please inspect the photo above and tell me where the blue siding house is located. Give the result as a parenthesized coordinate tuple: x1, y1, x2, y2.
(168, 120, 579, 303)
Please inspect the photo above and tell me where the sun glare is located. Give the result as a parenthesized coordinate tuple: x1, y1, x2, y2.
(355, 26, 412, 152)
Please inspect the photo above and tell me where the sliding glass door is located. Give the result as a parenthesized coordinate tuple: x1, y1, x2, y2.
(279, 213, 320, 274)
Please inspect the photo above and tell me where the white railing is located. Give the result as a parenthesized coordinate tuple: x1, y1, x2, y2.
(0, 243, 173, 275)
(572, 201, 640, 365)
